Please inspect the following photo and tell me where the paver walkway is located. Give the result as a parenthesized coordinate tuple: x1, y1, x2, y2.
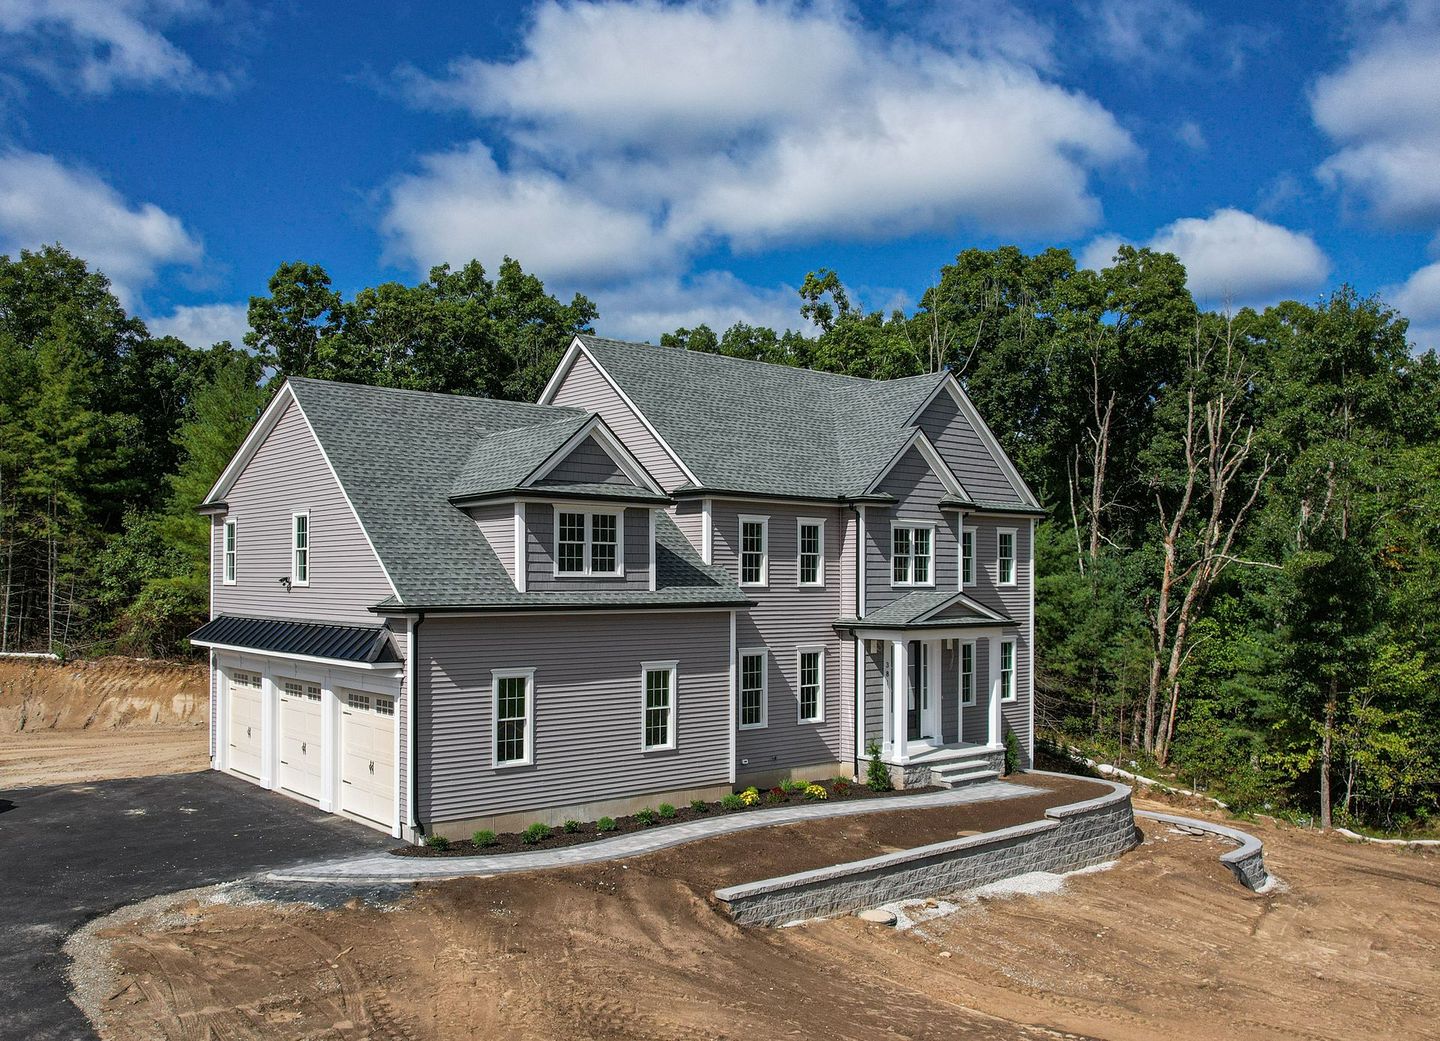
(271, 779, 1041, 883)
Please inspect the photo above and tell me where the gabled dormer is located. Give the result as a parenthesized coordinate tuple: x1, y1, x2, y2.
(452, 413, 671, 593)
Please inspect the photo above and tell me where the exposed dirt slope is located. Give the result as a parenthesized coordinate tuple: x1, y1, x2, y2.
(0, 657, 207, 732)
(87, 778, 1440, 1041)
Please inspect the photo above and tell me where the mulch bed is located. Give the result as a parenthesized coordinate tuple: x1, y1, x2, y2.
(393, 778, 948, 857)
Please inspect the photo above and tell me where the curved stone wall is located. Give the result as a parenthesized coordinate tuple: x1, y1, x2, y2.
(714, 777, 1139, 927)
(1134, 808, 1270, 891)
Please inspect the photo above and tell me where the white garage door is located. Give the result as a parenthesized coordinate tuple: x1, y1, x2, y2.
(278, 680, 323, 801)
(227, 670, 263, 779)
(340, 690, 394, 828)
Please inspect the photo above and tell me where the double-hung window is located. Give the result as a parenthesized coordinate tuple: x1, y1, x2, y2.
(797, 647, 824, 723)
(492, 669, 535, 767)
(291, 512, 309, 585)
(641, 661, 677, 751)
(555, 508, 622, 576)
(891, 523, 934, 586)
(999, 640, 1016, 701)
(222, 519, 237, 585)
(739, 649, 767, 728)
(797, 519, 824, 587)
(961, 529, 974, 587)
(997, 528, 1016, 586)
(739, 516, 768, 587)
(960, 642, 975, 706)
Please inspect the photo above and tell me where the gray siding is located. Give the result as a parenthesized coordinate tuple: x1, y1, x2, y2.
(670, 499, 705, 558)
(863, 642, 885, 747)
(966, 518, 1033, 753)
(550, 351, 689, 491)
(211, 397, 394, 625)
(471, 503, 517, 588)
(525, 505, 651, 591)
(713, 500, 850, 771)
(865, 445, 960, 614)
(538, 435, 632, 486)
(415, 611, 732, 822)
(917, 389, 1026, 505)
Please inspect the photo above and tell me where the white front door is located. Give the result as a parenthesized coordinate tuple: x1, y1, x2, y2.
(278, 680, 323, 800)
(227, 670, 263, 778)
(340, 690, 395, 828)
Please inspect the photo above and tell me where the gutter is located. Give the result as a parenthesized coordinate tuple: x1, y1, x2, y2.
(369, 597, 754, 617)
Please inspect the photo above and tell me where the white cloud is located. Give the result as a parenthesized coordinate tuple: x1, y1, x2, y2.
(383, 0, 1138, 283)
(147, 300, 248, 347)
(380, 141, 675, 286)
(1384, 259, 1440, 351)
(1080, 209, 1331, 307)
(1175, 120, 1207, 151)
(1078, 234, 1124, 273)
(0, 0, 226, 94)
(1084, 0, 1204, 68)
(593, 270, 802, 341)
(1312, 6, 1440, 225)
(0, 149, 202, 304)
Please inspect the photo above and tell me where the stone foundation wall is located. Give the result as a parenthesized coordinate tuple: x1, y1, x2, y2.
(714, 778, 1139, 926)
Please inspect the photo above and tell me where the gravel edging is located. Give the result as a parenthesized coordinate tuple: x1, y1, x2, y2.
(269, 779, 1045, 884)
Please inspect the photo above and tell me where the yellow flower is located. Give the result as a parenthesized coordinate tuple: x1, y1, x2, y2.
(740, 789, 761, 806)
(804, 783, 828, 800)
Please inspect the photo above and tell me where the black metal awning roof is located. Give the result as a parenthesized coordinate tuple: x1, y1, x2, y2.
(189, 615, 401, 666)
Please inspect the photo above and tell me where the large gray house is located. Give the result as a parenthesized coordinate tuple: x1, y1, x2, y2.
(191, 335, 1042, 839)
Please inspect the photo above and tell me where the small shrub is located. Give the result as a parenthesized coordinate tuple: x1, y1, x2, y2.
(596, 816, 618, 832)
(690, 799, 709, 813)
(804, 783, 828, 800)
(563, 818, 582, 833)
(865, 739, 893, 792)
(1004, 731, 1021, 775)
(521, 822, 552, 845)
(721, 793, 745, 810)
(657, 803, 677, 819)
(779, 778, 807, 794)
(831, 775, 852, 788)
(635, 808, 658, 826)
(742, 785, 759, 796)
(739, 789, 761, 806)
(764, 790, 785, 803)
(471, 828, 497, 848)
(424, 833, 450, 851)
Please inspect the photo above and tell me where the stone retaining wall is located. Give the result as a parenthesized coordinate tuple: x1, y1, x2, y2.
(713, 777, 1139, 926)
(1134, 808, 1270, 891)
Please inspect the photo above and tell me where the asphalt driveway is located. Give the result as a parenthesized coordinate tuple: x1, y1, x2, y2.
(0, 771, 394, 1041)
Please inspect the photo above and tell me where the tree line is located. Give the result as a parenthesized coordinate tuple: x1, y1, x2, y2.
(3, 242, 1437, 832)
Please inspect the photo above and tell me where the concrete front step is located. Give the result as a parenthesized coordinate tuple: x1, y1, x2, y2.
(933, 768, 1001, 789)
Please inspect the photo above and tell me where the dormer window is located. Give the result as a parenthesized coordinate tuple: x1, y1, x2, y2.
(892, 522, 934, 587)
(555, 507, 623, 577)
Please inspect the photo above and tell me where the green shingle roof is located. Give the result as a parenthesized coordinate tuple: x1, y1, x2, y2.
(579, 335, 950, 500)
(287, 378, 746, 612)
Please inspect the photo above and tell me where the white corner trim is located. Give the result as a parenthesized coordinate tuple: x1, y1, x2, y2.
(702, 498, 713, 565)
(514, 502, 527, 592)
(541, 338, 702, 487)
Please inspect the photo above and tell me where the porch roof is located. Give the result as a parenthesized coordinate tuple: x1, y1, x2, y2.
(833, 589, 1012, 632)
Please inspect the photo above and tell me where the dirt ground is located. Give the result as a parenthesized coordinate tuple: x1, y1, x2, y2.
(0, 656, 209, 787)
(83, 781, 1440, 1041)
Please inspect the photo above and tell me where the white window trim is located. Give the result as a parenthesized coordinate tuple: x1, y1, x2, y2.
(959, 640, 976, 707)
(796, 644, 826, 724)
(997, 527, 1018, 587)
(738, 647, 768, 729)
(1000, 640, 1017, 702)
(222, 518, 237, 585)
(890, 521, 936, 588)
(552, 506, 626, 578)
(796, 517, 826, 587)
(960, 528, 974, 588)
(738, 515, 769, 588)
(291, 511, 310, 587)
(491, 668, 536, 768)
(640, 659, 678, 752)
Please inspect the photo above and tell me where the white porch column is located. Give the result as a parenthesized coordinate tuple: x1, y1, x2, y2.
(320, 678, 339, 812)
(260, 668, 277, 789)
(987, 637, 1002, 749)
(891, 638, 909, 764)
(927, 638, 941, 740)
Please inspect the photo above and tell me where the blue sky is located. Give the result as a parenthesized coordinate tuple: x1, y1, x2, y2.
(2, 0, 1439, 351)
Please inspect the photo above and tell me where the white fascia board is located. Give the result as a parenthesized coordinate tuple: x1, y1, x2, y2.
(536, 337, 583, 406)
(914, 590, 1010, 624)
(202, 381, 295, 505)
(522, 413, 665, 494)
(864, 428, 969, 500)
(912, 375, 1042, 509)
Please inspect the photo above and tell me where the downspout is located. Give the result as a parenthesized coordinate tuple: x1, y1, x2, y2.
(407, 612, 424, 840)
